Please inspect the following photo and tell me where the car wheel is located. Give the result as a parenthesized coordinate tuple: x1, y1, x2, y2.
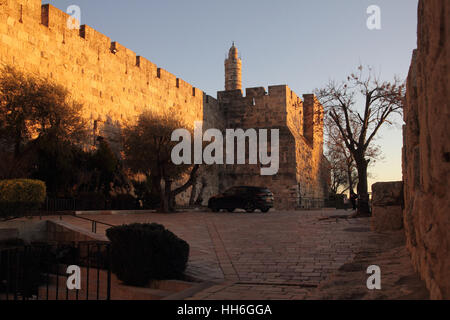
(211, 207, 220, 213)
(245, 202, 255, 213)
(261, 207, 270, 213)
(227, 208, 235, 213)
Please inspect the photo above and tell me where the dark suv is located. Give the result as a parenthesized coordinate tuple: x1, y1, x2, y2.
(208, 186, 274, 213)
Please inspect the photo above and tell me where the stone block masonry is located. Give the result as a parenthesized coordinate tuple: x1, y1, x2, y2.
(0, 0, 330, 209)
(218, 86, 329, 210)
(0, 0, 221, 204)
(371, 182, 404, 232)
(403, 0, 449, 300)
(0, 0, 215, 140)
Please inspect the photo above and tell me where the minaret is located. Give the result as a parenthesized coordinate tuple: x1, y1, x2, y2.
(224, 42, 242, 91)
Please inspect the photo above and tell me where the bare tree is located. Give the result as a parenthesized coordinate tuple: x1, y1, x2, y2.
(122, 110, 198, 213)
(325, 113, 382, 198)
(325, 116, 356, 195)
(316, 66, 404, 215)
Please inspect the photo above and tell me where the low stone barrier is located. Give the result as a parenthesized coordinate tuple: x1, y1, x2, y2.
(46, 220, 108, 243)
(0, 228, 19, 242)
(371, 181, 404, 232)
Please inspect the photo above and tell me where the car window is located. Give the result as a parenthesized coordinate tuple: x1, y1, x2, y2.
(224, 188, 237, 195)
(238, 187, 252, 194)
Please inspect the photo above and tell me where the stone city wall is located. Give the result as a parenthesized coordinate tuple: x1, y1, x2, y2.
(403, 0, 449, 300)
(0, 0, 328, 210)
(0, 0, 221, 204)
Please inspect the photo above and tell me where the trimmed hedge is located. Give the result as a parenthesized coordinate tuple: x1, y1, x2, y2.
(106, 223, 190, 286)
(0, 179, 46, 218)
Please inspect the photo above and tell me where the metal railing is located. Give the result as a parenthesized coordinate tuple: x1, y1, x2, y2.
(0, 242, 111, 300)
(43, 196, 143, 213)
(298, 197, 326, 209)
(3, 212, 116, 235)
(44, 198, 77, 212)
(71, 215, 115, 234)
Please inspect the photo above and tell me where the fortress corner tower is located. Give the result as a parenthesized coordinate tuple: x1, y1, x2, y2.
(224, 43, 242, 91)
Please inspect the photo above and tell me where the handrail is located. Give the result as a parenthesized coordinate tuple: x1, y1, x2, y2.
(1, 212, 116, 234)
(69, 214, 116, 234)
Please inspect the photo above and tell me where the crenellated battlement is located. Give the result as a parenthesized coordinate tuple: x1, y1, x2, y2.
(218, 80, 328, 207)
(218, 85, 298, 100)
(0, 0, 329, 209)
(79, 24, 107, 44)
(0, 0, 211, 123)
(217, 84, 321, 139)
(0, 0, 42, 23)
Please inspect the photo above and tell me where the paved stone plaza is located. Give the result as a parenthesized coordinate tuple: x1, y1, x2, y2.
(50, 209, 428, 300)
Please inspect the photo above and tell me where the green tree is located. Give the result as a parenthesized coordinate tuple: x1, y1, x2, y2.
(89, 137, 120, 195)
(0, 65, 87, 155)
(0, 65, 89, 195)
(123, 110, 198, 212)
(32, 136, 82, 196)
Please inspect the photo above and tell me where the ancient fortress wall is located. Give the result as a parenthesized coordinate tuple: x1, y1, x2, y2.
(0, 0, 219, 137)
(292, 94, 327, 207)
(0, 0, 221, 203)
(218, 86, 327, 209)
(403, 0, 449, 300)
(0, 0, 328, 209)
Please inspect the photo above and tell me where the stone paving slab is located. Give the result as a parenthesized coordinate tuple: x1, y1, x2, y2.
(23, 209, 428, 300)
(306, 231, 430, 300)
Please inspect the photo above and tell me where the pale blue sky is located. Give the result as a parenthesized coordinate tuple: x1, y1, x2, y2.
(48, 0, 419, 189)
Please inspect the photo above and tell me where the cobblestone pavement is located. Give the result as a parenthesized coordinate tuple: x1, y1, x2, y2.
(43, 209, 428, 300)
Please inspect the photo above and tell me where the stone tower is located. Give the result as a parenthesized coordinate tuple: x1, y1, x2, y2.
(224, 43, 242, 91)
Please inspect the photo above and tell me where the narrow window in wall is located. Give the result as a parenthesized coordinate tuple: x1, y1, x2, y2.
(19, 5, 23, 23)
(93, 120, 98, 145)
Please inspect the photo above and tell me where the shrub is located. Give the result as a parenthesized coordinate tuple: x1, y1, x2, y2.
(0, 179, 46, 218)
(106, 223, 190, 286)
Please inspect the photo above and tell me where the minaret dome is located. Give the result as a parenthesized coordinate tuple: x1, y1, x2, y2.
(224, 43, 242, 91)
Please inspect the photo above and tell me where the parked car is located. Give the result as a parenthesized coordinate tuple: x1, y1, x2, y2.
(208, 186, 274, 213)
